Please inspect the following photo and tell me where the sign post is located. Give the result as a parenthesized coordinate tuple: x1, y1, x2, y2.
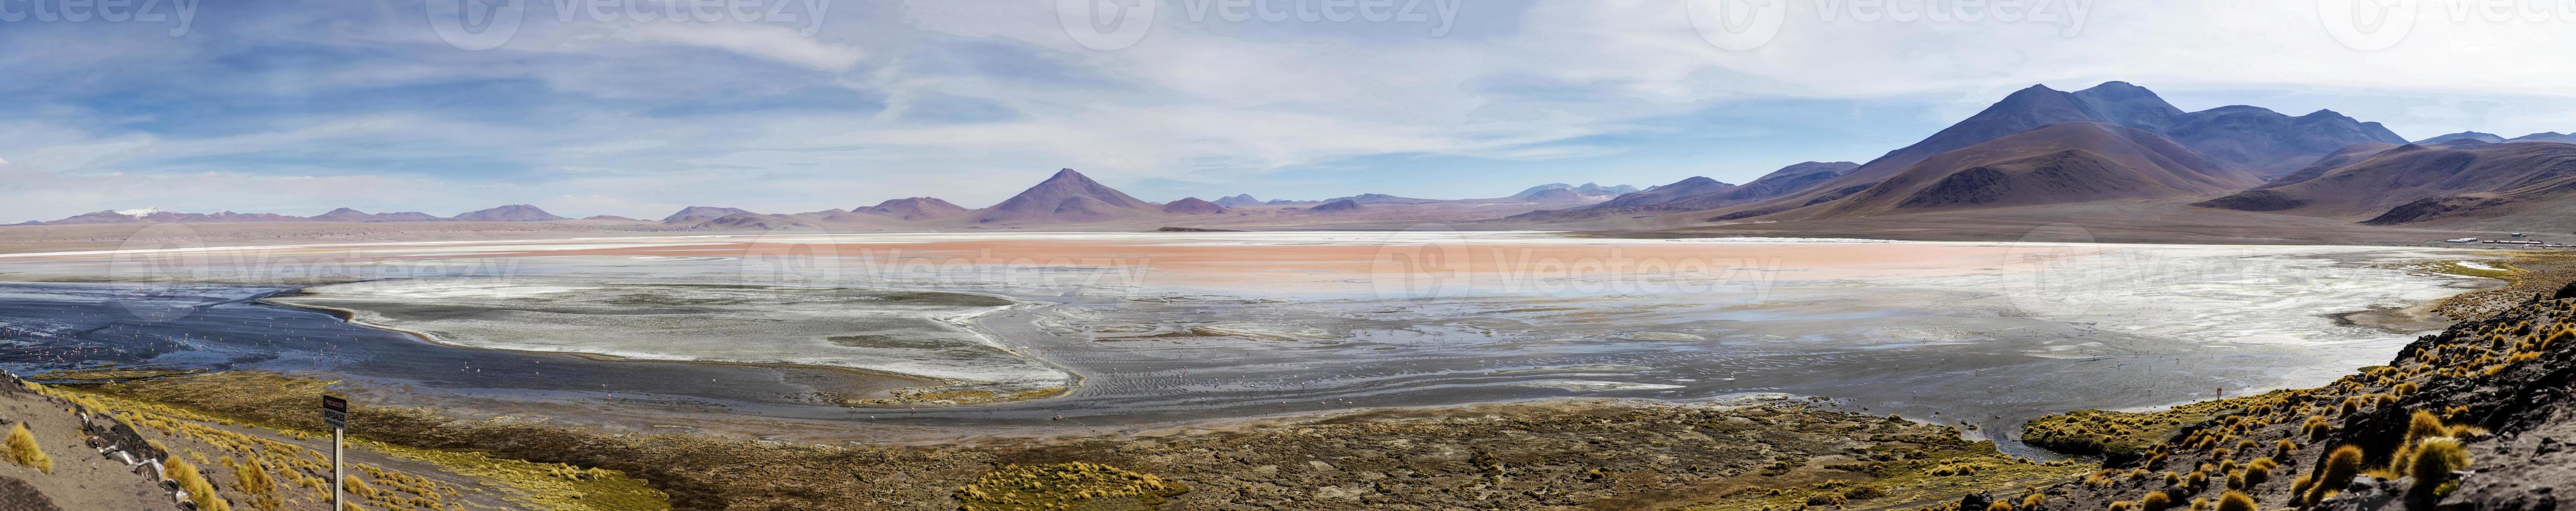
(323, 395, 348, 511)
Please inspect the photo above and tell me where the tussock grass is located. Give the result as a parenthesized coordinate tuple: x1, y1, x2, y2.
(2407, 437, 2469, 491)
(4, 422, 49, 473)
(2306, 445, 2363, 505)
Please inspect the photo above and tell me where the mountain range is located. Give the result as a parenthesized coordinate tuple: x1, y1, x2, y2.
(1509, 81, 2572, 233)
(2197, 140, 2576, 228)
(16, 81, 2576, 235)
(32, 205, 576, 225)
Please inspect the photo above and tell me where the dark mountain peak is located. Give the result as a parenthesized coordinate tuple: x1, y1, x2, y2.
(2005, 83, 2064, 96)
(2299, 109, 2355, 119)
(971, 168, 1159, 224)
(1044, 168, 1092, 184)
(661, 206, 755, 223)
(1666, 176, 1719, 187)
(1212, 194, 1263, 207)
(2074, 81, 2157, 99)
(1310, 199, 1362, 212)
(452, 204, 565, 222)
(313, 208, 376, 222)
(2414, 131, 2507, 144)
(1161, 197, 1230, 215)
(2202, 104, 2275, 113)
(1523, 188, 1589, 201)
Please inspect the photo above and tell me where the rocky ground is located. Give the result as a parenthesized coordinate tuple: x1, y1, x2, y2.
(67, 371, 2088, 510)
(2005, 279, 2576, 511)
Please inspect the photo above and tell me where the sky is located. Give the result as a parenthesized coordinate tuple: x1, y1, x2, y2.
(2, 0, 2573, 222)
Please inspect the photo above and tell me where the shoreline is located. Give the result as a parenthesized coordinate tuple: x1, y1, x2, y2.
(251, 284, 1085, 407)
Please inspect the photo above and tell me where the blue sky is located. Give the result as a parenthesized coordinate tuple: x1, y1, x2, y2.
(2, 0, 2572, 222)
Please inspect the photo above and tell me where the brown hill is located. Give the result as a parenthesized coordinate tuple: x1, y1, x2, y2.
(1808, 122, 2258, 218)
(1160, 197, 1231, 215)
(966, 169, 1162, 224)
(2240, 141, 2403, 191)
(2196, 141, 2576, 227)
(855, 198, 968, 221)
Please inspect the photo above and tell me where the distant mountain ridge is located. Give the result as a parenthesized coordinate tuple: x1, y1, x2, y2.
(662, 206, 756, 224)
(1513, 182, 1642, 199)
(30, 205, 573, 225)
(2196, 140, 2576, 228)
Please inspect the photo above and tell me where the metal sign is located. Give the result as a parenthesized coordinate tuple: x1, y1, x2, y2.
(324, 394, 347, 511)
(322, 395, 348, 430)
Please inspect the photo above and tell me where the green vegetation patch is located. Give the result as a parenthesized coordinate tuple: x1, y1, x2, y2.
(2414, 261, 2521, 280)
(1676, 435, 2084, 511)
(954, 462, 1188, 511)
(2021, 391, 2295, 456)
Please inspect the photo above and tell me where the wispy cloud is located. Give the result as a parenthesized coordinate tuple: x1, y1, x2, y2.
(0, 0, 2571, 223)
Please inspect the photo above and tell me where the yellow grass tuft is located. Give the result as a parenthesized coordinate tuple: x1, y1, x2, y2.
(2408, 437, 2471, 490)
(2308, 445, 2363, 505)
(2215, 491, 2255, 511)
(4, 423, 50, 473)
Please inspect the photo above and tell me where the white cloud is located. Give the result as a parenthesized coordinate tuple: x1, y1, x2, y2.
(614, 22, 869, 71)
(8, 0, 2576, 219)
